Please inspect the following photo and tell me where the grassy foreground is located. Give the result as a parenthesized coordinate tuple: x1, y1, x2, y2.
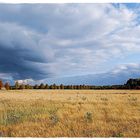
(0, 89, 140, 137)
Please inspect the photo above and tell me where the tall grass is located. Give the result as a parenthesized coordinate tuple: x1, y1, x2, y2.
(0, 90, 140, 137)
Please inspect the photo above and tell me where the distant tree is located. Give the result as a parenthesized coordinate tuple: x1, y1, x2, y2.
(125, 78, 140, 89)
(49, 85, 52, 89)
(135, 86, 140, 89)
(29, 85, 33, 89)
(82, 85, 85, 89)
(45, 84, 49, 89)
(67, 85, 71, 89)
(64, 85, 67, 89)
(0, 80, 3, 90)
(15, 81, 19, 89)
(53, 84, 57, 89)
(69, 85, 73, 89)
(19, 84, 25, 89)
(76, 85, 80, 90)
(4, 82, 10, 90)
(57, 85, 60, 89)
(34, 84, 39, 89)
(25, 84, 30, 89)
(25, 84, 33, 89)
(39, 83, 45, 89)
(60, 84, 64, 89)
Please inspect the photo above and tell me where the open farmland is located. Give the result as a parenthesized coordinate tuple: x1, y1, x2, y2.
(0, 90, 140, 137)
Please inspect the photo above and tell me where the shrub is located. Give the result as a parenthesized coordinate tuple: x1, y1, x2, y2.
(112, 132, 123, 137)
(82, 96, 87, 101)
(84, 112, 93, 123)
(49, 114, 59, 125)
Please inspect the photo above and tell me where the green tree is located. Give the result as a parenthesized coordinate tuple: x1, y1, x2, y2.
(39, 83, 45, 89)
(45, 84, 49, 89)
(19, 84, 25, 89)
(34, 84, 39, 89)
(25, 84, 30, 89)
(60, 84, 64, 89)
(53, 84, 57, 89)
(49, 85, 53, 89)
(15, 81, 19, 89)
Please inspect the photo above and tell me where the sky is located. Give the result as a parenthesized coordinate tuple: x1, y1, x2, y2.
(0, 3, 140, 85)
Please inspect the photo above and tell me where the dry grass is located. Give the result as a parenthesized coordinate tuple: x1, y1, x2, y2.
(0, 89, 140, 137)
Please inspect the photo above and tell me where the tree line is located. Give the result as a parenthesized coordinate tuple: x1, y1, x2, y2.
(125, 78, 140, 89)
(6, 81, 128, 90)
(1, 78, 140, 90)
(0, 80, 10, 90)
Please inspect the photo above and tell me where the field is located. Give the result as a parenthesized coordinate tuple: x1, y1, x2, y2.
(0, 90, 140, 137)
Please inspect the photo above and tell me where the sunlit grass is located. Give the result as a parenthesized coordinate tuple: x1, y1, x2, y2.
(0, 90, 140, 137)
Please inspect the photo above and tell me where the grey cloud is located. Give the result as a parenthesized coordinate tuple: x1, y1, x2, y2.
(0, 22, 54, 80)
(43, 63, 140, 85)
(0, 4, 140, 83)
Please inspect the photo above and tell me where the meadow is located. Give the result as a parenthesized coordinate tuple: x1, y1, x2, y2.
(0, 89, 140, 137)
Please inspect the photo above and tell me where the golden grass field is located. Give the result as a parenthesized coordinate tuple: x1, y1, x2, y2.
(0, 89, 140, 137)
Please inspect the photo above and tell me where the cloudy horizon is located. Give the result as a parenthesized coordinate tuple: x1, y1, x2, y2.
(0, 3, 140, 85)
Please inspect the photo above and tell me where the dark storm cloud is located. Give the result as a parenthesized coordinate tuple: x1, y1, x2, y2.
(0, 22, 54, 80)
